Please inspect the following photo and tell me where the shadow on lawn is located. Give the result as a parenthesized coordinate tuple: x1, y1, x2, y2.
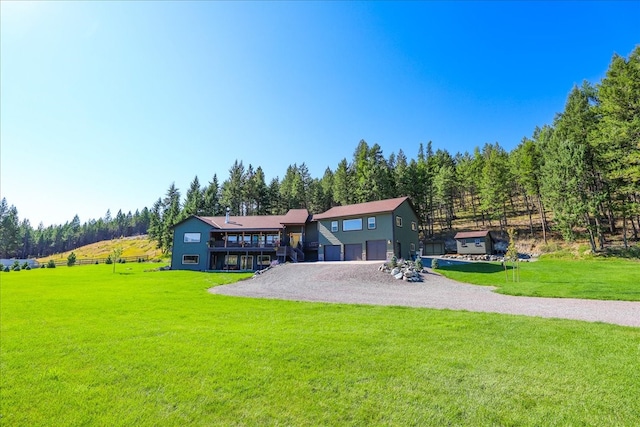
(439, 262, 512, 274)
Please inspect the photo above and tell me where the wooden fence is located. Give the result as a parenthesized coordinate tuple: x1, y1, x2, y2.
(45, 255, 150, 267)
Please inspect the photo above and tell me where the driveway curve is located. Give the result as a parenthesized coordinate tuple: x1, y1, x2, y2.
(209, 262, 640, 327)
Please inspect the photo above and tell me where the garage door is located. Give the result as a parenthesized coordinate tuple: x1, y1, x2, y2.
(344, 243, 363, 261)
(324, 245, 341, 261)
(366, 240, 387, 261)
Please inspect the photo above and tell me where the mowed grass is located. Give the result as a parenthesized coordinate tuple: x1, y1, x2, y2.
(436, 257, 640, 301)
(1, 265, 639, 426)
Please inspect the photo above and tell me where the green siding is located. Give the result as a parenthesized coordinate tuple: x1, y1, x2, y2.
(171, 218, 212, 271)
(392, 200, 420, 260)
(316, 200, 419, 261)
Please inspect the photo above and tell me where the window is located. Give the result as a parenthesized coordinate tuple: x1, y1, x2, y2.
(475, 238, 482, 247)
(331, 221, 338, 232)
(182, 255, 199, 264)
(240, 255, 253, 270)
(224, 255, 238, 268)
(227, 235, 239, 246)
(396, 216, 403, 227)
(258, 255, 271, 266)
(342, 218, 363, 232)
(266, 234, 279, 246)
(411, 221, 417, 231)
(410, 243, 416, 252)
(367, 217, 376, 230)
(183, 232, 201, 243)
(242, 235, 251, 246)
(460, 239, 467, 247)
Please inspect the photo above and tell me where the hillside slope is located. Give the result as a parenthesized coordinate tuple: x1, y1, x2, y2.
(37, 236, 164, 263)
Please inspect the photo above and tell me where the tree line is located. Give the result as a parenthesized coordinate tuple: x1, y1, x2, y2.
(148, 47, 639, 254)
(0, 201, 151, 258)
(1, 47, 637, 258)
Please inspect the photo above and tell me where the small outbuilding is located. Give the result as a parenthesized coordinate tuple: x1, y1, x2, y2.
(454, 230, 495, 255)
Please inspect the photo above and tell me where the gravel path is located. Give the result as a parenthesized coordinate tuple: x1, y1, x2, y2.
(209, 262, 640, 327)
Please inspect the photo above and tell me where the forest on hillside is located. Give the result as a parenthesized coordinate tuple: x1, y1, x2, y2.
(1, 47, 638, 258)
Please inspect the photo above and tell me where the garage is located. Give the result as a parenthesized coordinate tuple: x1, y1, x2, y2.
(344, 243, 363, 261)
(366, 240, 387, 261)
(323, 245, 341, 261)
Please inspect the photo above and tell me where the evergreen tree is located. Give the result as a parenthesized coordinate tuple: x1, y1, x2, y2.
(202, 174, 221, 216)
(183, 175, 204, 218)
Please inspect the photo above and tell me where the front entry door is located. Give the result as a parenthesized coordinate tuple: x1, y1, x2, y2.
(289, 232, 302, 248)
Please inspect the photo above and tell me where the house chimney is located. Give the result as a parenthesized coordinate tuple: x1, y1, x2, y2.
(225, 207, 230, 224)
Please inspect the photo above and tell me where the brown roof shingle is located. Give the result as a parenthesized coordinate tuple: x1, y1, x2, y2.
(454, 230, 491, 239)
(313, 197, 410, 220)
(197, 215, 287, 231)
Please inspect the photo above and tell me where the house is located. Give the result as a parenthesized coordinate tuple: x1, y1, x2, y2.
(170, 196, 420, 271)
(453, 230, 495, 255)
(170, 209, 311, 271)
(312, 197, 420, 261)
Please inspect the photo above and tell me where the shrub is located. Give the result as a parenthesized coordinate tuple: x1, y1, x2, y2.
(25, 265, 31, 270)
(22, 261, 29, 269)
(390, 255, 398, 268)
(415, 257, 423, 271)
(41, 264, 46, 269)
(67, 252, 77, 267)
(431, 258, 439, 270)
(12, 264, 21, 271)
(3, 266, 10, 272)
(95, 261, 99, 265)
(47, 260, 56, 268)
(105, 255, 113, 265)
(119, 258, 126, 264)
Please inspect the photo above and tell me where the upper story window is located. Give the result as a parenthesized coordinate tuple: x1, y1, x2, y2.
(342, 218, 363, 232)
(184, 232, 201, 243)
(411, 221, 417, 231)
(396, 216, 403, 227)
(367, 217, 376, 230)
(331, 221, 338, 232)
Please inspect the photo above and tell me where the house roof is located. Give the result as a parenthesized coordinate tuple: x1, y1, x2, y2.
(188, 208, 310, 231)
(196, 215, 287, 231)
(312, 197, 410, 220)
(281, 209, 310, 225)
(454, 230, 492, 239)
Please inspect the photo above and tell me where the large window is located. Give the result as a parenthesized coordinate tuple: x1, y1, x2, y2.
(184, 232, 201, 243)
(240, 255, 254, 270)
(182, 255, 199, 264)
(343, 218, 363, 232)
(224, 255, 238, 269)
(226, 235, 239, 246)
(396, 216, 403, 227)
(266, 234, 279, 246)
(258, 255, 271, 266)
(367, 217, 376, 230)
(331, 221, 338, 232)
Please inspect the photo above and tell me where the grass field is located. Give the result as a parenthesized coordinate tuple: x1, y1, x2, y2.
(1, 264, 639, 426)
(36, 235, 165, 264)
(436, 257, 640, 301)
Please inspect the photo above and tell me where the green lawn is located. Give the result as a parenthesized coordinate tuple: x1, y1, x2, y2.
(436, 257, 640, 300)
(1, 264, 639, 426)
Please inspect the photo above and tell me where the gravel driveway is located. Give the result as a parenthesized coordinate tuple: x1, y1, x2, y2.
(210, 262, 640, 327)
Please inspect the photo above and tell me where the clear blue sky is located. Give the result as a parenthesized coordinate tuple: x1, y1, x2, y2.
(2, 1, 638, 227)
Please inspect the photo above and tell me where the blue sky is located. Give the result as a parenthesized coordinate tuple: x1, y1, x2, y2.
(2, 1, 639, 226)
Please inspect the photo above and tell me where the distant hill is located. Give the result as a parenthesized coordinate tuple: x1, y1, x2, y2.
(37, 235, 164, 263)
